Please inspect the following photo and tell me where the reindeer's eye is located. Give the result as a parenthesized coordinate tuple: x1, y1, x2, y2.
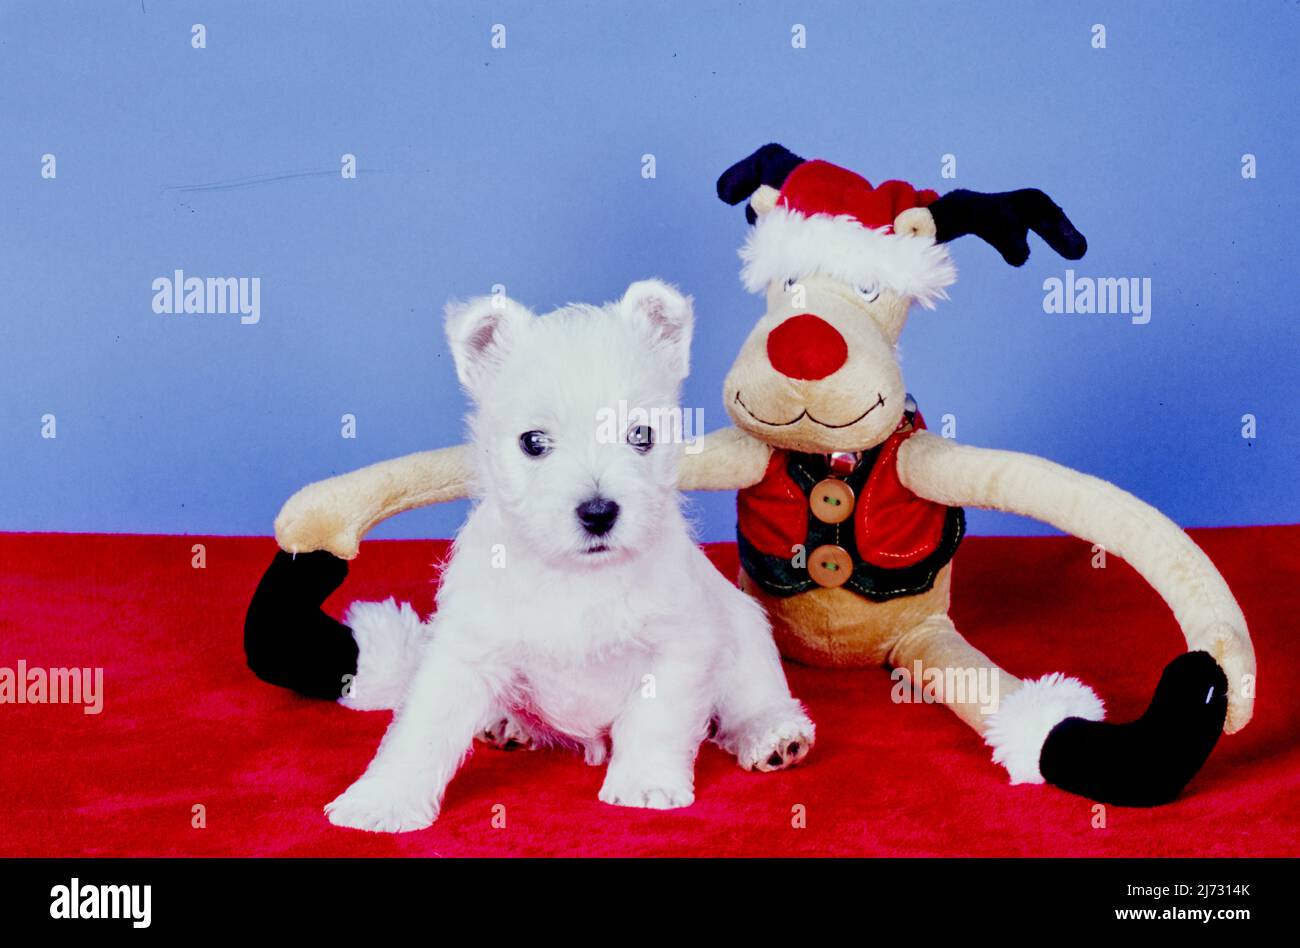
(519, 430, 553, 458)
(855, 281, 881, 303)
(627, 424, 654, 454)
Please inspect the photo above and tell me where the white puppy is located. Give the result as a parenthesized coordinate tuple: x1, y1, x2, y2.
(325, 280, 815, 833)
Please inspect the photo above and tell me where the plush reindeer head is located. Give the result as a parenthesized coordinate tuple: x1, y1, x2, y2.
(716, 143, 1087, 453)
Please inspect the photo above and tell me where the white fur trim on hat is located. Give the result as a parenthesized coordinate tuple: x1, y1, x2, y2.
(983, 673, 1105, 784)
(339, 598, 431, 711)
(739, 206, 957, 307)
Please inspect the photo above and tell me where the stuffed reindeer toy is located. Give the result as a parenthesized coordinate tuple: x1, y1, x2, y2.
(247, 143, 1256, 807)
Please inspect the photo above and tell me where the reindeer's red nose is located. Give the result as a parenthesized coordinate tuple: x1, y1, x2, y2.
(766, 314, 848, 381)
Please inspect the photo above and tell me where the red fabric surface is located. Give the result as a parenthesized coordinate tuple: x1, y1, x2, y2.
(1, 527, 1297, 857)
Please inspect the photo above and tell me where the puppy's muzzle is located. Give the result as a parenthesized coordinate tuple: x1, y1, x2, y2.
(576, 497, 619, 537)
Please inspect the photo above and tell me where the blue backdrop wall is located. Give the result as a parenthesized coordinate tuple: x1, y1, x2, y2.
(2, 1, 1297, 542)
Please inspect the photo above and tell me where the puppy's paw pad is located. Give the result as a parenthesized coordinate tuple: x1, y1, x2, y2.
(476, 714, 537, 752)
(324, 779, 436, 833)
(598, 773, 694, 810)
(738, 712, 815, 773)
(641, 786, 694, 809)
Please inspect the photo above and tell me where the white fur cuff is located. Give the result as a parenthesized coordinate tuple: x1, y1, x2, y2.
(984, 674, 1105, 784)
(739, 206, 957, 306)
(339, 598, 430, 711)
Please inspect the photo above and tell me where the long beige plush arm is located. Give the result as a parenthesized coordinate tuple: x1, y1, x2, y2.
(679, 426, 773, 491)
(897, 431, 1255, 733)
(274, 427, 766, 559)
(274, 445, 474, 559)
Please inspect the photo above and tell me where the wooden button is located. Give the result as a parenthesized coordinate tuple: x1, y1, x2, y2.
(808, 544, 853, 588)
(810, 478, 855, 524)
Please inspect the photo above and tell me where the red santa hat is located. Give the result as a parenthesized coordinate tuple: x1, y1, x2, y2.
(739, 159, 957, 308)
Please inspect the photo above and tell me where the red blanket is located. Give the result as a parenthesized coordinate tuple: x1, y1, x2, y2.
(1, 528, 1296, 856)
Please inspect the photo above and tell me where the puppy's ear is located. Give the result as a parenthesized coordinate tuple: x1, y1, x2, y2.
(619, 279, 694, 381)
(444, 294, 532, 394)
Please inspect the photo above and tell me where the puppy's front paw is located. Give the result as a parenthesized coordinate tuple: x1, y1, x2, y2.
(324, 777, 437, 833)
(476, 713, 538, 752)
(598, 766, 694, 810)
(735, 708, 815, 773)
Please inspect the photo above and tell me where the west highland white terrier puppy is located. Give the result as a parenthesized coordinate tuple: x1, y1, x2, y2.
(325, 279, 815, 833)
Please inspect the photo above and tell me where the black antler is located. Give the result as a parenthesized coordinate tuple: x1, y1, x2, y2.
(928, 188, 1087, 266)
(716, 143, 806, 224)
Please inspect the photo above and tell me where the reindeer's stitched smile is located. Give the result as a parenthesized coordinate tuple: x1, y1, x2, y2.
(734, 391, 886, 429)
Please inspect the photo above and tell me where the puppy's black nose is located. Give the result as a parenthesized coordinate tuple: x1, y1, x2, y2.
(576, 497, 620, 536)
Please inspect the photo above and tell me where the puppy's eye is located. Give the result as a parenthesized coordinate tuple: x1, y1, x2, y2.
(627, 424, 654, 454)
(855, 281, 881, 303)
(783, 277, 799, 291)
(518, 430, 553, 458)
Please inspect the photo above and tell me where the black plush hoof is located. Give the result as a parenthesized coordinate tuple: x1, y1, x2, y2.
(244, 550, 359, 700)
(1039, 651, 1228, 807)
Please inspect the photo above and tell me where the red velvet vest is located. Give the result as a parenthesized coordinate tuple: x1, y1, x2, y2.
(736, 408, 964, 601)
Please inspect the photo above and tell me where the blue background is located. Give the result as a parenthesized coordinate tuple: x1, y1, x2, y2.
(2, 1, 1297, 542)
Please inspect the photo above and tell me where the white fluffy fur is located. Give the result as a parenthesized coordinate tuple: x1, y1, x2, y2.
(339, 598, 429, 711)
(740, 206, 957, 307)
(984, 673, 1105, 784)
(325, 279, 814, 833)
